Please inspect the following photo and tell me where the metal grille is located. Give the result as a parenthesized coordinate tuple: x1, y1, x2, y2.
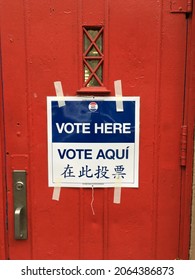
(83, 27, 103, 87)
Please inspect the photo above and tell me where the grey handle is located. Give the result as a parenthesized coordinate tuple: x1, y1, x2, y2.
(13, 171, 28, 240)
(14, 206, 24, 239)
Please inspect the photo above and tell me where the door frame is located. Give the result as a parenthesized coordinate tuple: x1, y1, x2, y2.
(190, 140, 195, 259)
(185, 8, 195, 260)
(179, 9, 195, 259)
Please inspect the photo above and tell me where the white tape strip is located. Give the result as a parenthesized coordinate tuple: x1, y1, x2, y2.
(113, 80, 123, 204)
(54, 81, 66, 107)
(52, 81, 66, 201)
(52, 187, 61, 201)
(113, 187, 121, 204)
(114, 80, 124, 112)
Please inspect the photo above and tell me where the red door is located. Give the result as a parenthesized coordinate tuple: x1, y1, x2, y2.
(0, 0, 194, 260)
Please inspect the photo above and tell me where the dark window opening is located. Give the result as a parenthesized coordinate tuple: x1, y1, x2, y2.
(83, 27, 104, 87)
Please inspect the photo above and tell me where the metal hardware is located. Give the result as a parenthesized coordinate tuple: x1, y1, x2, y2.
(13, 170, 27, 239)
(15, 181, 24, 191)
(170, 0, 192, 13)
(180, 125, 188, 167)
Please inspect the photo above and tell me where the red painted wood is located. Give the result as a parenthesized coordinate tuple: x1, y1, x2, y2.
(108, 1, 158, 259)
(0, 0, 31, 259)
(0, 37, 7, 260)
(170, 0, 192, 13)
(0, 0, 194, 260)
(154, 3, 187, 259)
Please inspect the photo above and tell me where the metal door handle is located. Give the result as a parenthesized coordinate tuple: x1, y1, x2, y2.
(14, 206, 24, 239)
(13, 171, 28, 240)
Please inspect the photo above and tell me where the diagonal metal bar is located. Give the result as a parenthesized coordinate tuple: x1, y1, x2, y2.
(83, 59, 103, 86)
(83, 27, 103, 57)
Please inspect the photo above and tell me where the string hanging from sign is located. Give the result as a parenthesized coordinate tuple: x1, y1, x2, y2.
(52, 81, 66, 201)
(91, 187, 95, 215)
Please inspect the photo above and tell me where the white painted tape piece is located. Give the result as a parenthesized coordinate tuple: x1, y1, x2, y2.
(114, 80, 124, 112)
(54, 81, 66, 107)
(52, 187, 61, 201)
(113, 187, 121, 204)
(52, 81, 66, 201)
(113, 80, 124, 204)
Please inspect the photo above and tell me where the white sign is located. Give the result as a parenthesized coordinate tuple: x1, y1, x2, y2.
(47, 97, 140, 187)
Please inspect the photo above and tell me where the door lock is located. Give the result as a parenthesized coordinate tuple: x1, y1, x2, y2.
(13, 171, 28, 240)
(15, 181, 24, 191)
